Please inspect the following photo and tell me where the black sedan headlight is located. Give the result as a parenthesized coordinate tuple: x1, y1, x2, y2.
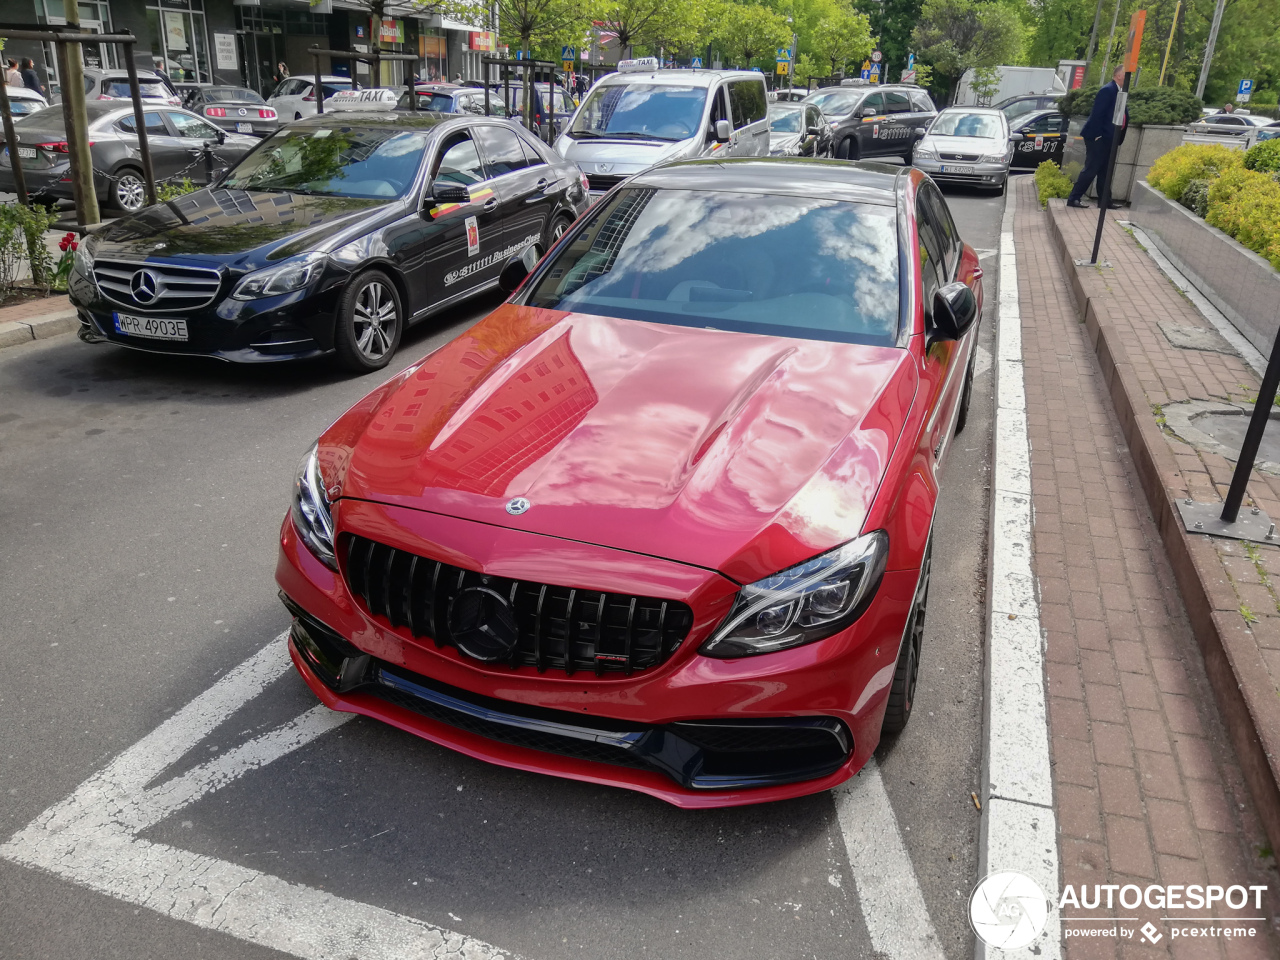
(291, 444, 337, 570)
(700, 531, 889, 659)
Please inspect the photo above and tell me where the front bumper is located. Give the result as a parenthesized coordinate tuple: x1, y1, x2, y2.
(275, 498, 919, 808)
(914, 158, 1009, 186)
(67, 265, 340, 363)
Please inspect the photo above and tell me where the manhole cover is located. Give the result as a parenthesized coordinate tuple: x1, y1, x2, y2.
(1161, 401, 1280, 475)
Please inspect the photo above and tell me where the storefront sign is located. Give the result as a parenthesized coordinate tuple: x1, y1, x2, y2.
(214, 33, 238, 70)
(469, 32, 495, 52)
(379, 19, 404, 44)
(164, 11, 188, 53)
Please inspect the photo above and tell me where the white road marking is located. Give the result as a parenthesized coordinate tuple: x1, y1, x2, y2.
(834, 760, 946, 960)
(1, 632, 517, 960)
(977, 181, 1062, 958)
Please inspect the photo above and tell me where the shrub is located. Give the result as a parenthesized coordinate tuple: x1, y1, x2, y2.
(1205, 168, 1280, 270)
(1147, 143, 1243, 201)
(1243, 139, 1280, 174)
(1180, 178, 1211, 218)
(0, 201, 57, 293)
(156, 178, 198, 202)
(1060, 84, 1202, 124)
(1061, 159, 1083, 182)
(1035, 160, 1074, 206)
(1059, 84, 1098, 119)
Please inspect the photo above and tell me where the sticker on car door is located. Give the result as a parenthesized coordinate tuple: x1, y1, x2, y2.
(465, 215, 480, 256)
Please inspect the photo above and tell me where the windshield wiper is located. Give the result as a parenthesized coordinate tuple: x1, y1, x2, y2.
(597, 132, 680, 142)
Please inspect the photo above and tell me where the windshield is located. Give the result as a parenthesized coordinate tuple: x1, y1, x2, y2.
(104, 80, 170, 99)
(569, 83, 706, 142)
(222, 126, 428, 199)
(207, 87, 265, 104)
(931, 113, 1004, 138)
(805, 90, 863, 117)
(9, 100, 41, 115)
(525, 188, 900, 346)
(1000, 101, 1039, 121)
(768, 107, 804, 133)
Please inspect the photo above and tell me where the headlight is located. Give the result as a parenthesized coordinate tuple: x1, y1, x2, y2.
(914, 146, 936, 160)
(291, 444, 337, 570)
(700, 530, 889, 659)
(73, 234, 97, 277)
(981, 152, 1009, 163)
(232, 251, 326, 300)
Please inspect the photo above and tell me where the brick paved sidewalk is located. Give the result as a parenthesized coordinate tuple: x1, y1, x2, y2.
(1012, 176, 1279, 957)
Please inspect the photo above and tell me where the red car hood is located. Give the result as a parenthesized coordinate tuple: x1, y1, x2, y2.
(324, 305, 916, 584)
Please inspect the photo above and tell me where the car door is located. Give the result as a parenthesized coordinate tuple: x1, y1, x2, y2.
(472, 122, 554, 253)
(164, 110, 235, 184)
(422, 129, 504, 304)
(727, 78, 769, 156)
(115, 109, 187, 183)
(914, 181, 967, 463)
(706, 84, 731, 156)
(853, 91, 885, 157)
(1014, 112, 1065, 167)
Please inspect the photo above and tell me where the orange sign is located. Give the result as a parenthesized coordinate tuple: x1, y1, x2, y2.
(1123, 10, 1146, 74)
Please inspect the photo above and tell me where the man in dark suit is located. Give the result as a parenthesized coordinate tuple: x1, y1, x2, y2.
(1067, 64, 1129, 209)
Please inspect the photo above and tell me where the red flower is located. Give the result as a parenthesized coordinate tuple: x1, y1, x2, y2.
(69, 241, 78, 251)
(58, 240, 69, 252)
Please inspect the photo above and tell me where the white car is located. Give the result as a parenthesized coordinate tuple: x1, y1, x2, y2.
(81, 68, 180, 106)
(4, 86, 49, 118)
(911, 107, 1022, 194)
(268, 75, 355, 122)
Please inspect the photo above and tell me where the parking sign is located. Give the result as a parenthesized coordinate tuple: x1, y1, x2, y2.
(1239, 78, 1254, 102)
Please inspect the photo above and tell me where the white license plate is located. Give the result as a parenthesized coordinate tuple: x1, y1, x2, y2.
(113, 313, 188, 341)
(16, 146, 36, 159)
(940, 165, 975, 174)
(236, 122, 253, 133)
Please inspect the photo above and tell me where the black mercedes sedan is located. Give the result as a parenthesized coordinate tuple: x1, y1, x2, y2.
(68, 111, 590, 372)
(0, 102, 257, 213)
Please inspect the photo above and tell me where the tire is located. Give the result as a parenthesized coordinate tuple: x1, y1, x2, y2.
(903, 148, 914, 167)
(836, 136, 858, 160)
(107, 167, 146, 213)
(955, 347, 977, 435)
(882, 537, 931, 736)
(544, 213, 573, 249)
(994, 176, 1007, 196)
(333, 270, 403, 373)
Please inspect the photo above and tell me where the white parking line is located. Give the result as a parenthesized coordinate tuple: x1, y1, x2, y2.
(834, 761, 946, 960)
(976, 182, 1062, 958)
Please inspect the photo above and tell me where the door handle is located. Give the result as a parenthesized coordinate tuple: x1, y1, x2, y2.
(482, 197, 499, 211)
(536, 177, 549, 190)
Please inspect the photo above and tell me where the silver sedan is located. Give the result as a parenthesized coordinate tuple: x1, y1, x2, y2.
(910, 107, 1023, 194)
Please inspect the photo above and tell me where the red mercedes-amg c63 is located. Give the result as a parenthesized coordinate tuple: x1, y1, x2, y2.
(276, 158, 982, 808)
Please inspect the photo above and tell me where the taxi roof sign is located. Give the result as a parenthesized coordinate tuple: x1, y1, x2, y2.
(618, 57, 660, 73)
(327, 88, 400, 111)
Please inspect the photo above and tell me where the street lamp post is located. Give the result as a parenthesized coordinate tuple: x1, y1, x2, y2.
(786, 16, 795, 95)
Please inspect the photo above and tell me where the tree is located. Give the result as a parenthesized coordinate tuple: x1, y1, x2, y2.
(1026, 0, 1096, 66)
(871, 0, 924, 80)
(714, 3, 794, 68)
(912, 0, 1024, 102)
(594, 0, 707, 58)
(810, 6, 875, 76)
(639, 0, 712, 61)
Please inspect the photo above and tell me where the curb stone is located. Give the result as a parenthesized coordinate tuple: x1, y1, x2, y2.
(0, 307, 78, 350)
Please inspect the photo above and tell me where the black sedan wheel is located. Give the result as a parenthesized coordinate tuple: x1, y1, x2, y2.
(882, 537, 931, 736)
(836, 137, 857, 160)
(108, 167, 146, 213)
(334, 270, 402, 373)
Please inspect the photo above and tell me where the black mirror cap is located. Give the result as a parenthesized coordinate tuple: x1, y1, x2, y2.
(499, 242, 542, 294)
(931, 282, 978, 341)
(806, 125, 821, 136)
(431, 180, 471, 204)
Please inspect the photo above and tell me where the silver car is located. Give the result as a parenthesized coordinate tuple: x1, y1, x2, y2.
(911, 107, 1022, 194)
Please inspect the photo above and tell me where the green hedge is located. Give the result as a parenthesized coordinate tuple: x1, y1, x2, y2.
(1059, 84, 1203, 125)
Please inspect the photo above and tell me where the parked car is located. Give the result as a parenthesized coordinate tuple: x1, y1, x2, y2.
(405, 83, 510, 117)
(994, 93, 1063, 123)
(770, 89, 809, 102)
(804, 83, 936, 162)
(767, 101, 832, 157)
(67, 112, 589, 369)
(1189, 113, 1271, 136)
(2, 86, 49, 117)
(556, 60, 771, 196)
(0, 102, 256, 212)
(182, 85, 279, 138)
(269, 75, 355, 121)
(1256, 120, 1280, 142)
(1008, 108, 1067, 168)
(81, 68, 180, 106)
(911, 107, 1021, 193)
(275, 157, 982, 807)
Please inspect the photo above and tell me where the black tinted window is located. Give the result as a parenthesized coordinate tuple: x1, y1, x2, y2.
(525, 189, 900, 345)
(884, 91, 911, 114)
(861, 92, 884, 114)
(729, 80, 767, 128)
(116, 112, 168, 134)
(915, 194, 945, 311)
(473, 125, 528, 175)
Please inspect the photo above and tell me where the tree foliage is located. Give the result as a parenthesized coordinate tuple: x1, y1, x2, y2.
(912, 0, 1023, 101)
(810, 5, 875, 76)
(714, 2, 794, 67)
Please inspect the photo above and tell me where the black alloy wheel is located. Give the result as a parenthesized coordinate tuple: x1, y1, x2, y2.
(882, 537, 931, 736)
(334, 270, 403, 373)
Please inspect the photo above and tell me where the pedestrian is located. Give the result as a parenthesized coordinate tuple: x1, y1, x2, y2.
(19, 58, 43, 97)
(454, 72, 462, 83)
(575, 72, 587, 100)
(1066, 63, 1128, 210)
(1223, 101, 1235, 114)
(5, 59, 24, 87)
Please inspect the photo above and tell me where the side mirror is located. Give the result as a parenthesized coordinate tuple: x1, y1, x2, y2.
(861, 107, 877, 118)
(806, 125, 821, 137)
(931, 282, 978, 341)
(1010, 132, 1025, 142)
(430, 180, 470, 204)
(499, 242, 542, 294)
(713, 118, 732, 142)
(913, 126, 927, 139)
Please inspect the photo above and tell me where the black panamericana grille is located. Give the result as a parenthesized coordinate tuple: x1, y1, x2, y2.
(93, 258, 222, 312)
(940, 152, 981, 162)
(343, 535, 694, 676)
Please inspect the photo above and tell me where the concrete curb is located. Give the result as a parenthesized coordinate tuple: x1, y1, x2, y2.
(0, 305, 78, 350)
(1043, 199, 1280, 862)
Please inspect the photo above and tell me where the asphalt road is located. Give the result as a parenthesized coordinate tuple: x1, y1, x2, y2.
(0, 180, 1008, 960)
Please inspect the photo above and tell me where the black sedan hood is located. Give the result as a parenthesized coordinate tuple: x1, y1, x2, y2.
(92, 189, 394, 268)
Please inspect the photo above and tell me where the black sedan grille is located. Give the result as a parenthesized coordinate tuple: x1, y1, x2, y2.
(940, 152, 981, 161)
(343, 535, 693, 676)
(93, 259, 222, 312)
(586, 173, 625, 192)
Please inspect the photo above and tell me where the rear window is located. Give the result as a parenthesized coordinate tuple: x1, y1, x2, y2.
(206, 87, 265, 104)
(103, 80, 169, 99)
(524, 188, 900, 346)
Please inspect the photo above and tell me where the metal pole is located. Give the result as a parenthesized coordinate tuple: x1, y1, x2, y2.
(0, 81, 29, 206)
(314, 53, 323, 116)
(1221, 323, 1280, 522)
(1090, 70, 1130, 264)
(1100, 0, 1123, 81)
(1196, 0, 1227, 100)
(123, 45, 157, 207)
(1159, 1, 1182, 86)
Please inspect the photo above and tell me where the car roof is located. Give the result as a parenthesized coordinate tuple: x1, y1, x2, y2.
(285, 110, 470, 132)
(1014, 108, 1063, 122)
(7, 87, 45, 99)
(630, 158, 905, 205)
(938, 106, 1004, 115)
(595, 69, 761, 89)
